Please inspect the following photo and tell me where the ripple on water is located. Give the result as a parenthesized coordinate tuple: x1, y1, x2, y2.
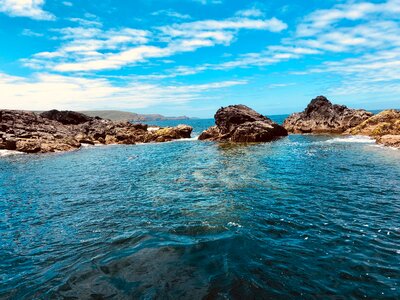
(0, 131, 399, 299)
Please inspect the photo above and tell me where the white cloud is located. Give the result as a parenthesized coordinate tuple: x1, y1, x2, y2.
(160, 17, 287, 34)
(24, 15, 287, 72)
(143, 0, 400, 80)
(297, 0, 400, 37)
(22, 26, 152, 70)
(142, 45, 320, 79)
(62, 1, 72, 6)
(68, 17, 102, 27)
(0, 72, 247, 110)
(307, 48, 400, 83)
(193, 0, 222, 4)
(21, 28, 44, 37)
(0, 0, 55, 20)
(53, 46, 167, 72)
(151, 9, 191, 20)
(235, 8, 265, 18)
(268, 83, 296, 88)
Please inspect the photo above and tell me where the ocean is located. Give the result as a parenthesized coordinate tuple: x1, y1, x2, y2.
(1, 117, 399, 299)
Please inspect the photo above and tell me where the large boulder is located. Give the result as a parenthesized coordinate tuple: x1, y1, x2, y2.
(283, 96, 373, 134)
(198, 105, 287, 142)
(152, 125, 193, 141)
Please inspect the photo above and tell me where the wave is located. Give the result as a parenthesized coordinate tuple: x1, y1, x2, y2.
(172, 135, 199, 142)
(0, 150, 24, 157)
(324, 136, 375, 144)
(371, 144, 399, 151)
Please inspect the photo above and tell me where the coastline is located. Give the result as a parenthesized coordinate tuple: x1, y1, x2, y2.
(1, 99, 399, 155)
(1, 133, 397, 159)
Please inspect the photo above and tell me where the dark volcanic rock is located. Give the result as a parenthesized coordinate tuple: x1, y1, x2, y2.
(40, 109, 95, 125)
(199, 105, 287, 142)
(0, 110, 193, 153)
(283, 96, 373, 134)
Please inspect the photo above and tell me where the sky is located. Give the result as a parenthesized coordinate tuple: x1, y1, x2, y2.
(0, 0, 399, 117)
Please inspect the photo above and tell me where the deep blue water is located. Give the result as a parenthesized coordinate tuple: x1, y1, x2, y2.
(1, 117, 400, 299)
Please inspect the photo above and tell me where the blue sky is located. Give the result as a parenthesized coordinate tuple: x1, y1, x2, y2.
(0, 0, 399, 117)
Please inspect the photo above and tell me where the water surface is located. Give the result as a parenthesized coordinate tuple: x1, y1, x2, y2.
(1, 118, 399, 299)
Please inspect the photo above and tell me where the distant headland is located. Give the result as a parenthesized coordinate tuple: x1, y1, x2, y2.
(34, 110, 192, 122)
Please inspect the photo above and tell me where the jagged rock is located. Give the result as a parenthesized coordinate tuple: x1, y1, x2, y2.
(15, 140, 42, 153)
(1, 139, 17, 150)
(346, 109, 400, 136)
(376, 135, 400, 148)
(199, 105, 287, 142)
(0, 110, 193, 153)
(40, 110, 94, 125)
(17, 138, 82, 153)
(345, 109, 400, 149)
(153, 125, 193, 140)
(283, 96, 373, 134)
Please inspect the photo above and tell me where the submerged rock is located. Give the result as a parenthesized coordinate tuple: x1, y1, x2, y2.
(199, 105, 287, 142)
(346, 109, 400, 149)
(283, 96, 373, 134)
(0, 110, 193, 153)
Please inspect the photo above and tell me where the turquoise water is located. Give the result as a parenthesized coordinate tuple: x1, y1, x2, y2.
(1, 117, 400, 299)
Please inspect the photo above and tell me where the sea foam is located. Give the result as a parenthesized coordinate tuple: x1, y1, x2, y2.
(324, 136, 375, 144)
(0, 150, 24, 157)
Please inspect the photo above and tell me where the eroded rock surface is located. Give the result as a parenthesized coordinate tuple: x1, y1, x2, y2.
(283, 96, 373, 134)
(198, 105, 287, 142)
(0, 110, 192, 153)
(346, 109, 400, 148)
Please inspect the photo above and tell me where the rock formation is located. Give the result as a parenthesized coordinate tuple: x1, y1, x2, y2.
(0, 110, 192, 153)
(283, 96, 373, 134)
(198, 105, 287, 142)
(346, 109, 400, 148)
(39, 109, 96, 125)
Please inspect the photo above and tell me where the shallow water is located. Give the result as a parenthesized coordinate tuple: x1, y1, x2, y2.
(1, 118, 400, 299)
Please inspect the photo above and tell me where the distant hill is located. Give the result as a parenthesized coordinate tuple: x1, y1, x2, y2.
(77, 110, 191, 122)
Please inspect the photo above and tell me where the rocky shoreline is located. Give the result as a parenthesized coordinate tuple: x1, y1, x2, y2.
(1, 97, 399, 154)
(0, 110, 193, 153)
(283, 96, 373, 134)
(199, 97, 399, 149)
(283, 96, 400, 149)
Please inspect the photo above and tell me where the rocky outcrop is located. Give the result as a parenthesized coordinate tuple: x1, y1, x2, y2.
(283, 96, 373, 134)
(40, 110, 96, 125)
(346, 109, 400, 148)
(198, 105, 287, 142)
(346, 110, 400, 136)
(0, 110, 193, 153)
(376, 135, 400, 148)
